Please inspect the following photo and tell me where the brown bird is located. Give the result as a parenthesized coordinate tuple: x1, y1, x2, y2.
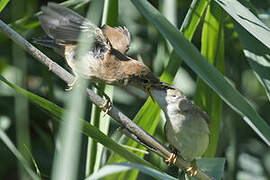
(151, 84, 210, 176)
(34, 3, 160, 103)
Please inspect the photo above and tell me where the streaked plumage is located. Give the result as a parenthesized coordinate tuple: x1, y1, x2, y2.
(34, 3, 161, 98)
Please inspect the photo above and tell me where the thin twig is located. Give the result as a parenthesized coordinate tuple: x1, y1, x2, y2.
(0, 19, 213, 180)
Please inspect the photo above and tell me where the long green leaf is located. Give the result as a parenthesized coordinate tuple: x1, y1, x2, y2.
(51, 81, 88, 180)
(0, 129, 40, 180)
(215, 0, 270, 101)
(11, 1, 31, 179)
(0, 75, 153, 168)
(195, 1, 224, 157)
(85, 0, 117, 175)
(235, 22, 270, 101)
(86, 162, 177, 180)
(0, 0, 9, 12)
(131, 0, 270, 146)
(214, 0, 270, 49)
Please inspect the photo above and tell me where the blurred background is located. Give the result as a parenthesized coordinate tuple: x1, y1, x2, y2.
(0, 0, 270, 180)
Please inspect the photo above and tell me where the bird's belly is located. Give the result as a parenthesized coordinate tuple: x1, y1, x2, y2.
(165, 116, 209, 161)
(65, 51, 130, 86)
(65, 52, 114, 83)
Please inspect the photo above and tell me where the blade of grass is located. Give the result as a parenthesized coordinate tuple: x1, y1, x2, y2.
(211, 0, 270, 152)
(13, 45, 32, 180)
(195, 1, 224, 157)
(0, 129, 40, 180)
(0, 74, 154, 169)
(0, 0, 9, 12)
(161, 0, 177, 52)
(94, 0, 117, 172)
(234, 22, 270, 101)
(12, 1, 31, 179)
(23, 144, 41, 177)
(131, 0, 270, 146)
(214, 0, 270, 101)
(214, 0, 270, 49)
(85, 0, 117, 175)
(85, 0, 106, 175)
(86, 162, 177, 180)
(51, 79, 88, 180)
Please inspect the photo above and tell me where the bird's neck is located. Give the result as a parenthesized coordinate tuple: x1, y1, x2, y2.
(151, 89, 180, 115)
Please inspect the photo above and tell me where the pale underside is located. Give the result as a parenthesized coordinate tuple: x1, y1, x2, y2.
(164, 111, 209, 161)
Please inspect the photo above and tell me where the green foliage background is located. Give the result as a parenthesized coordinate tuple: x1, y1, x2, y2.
(0, 0, 270, 180)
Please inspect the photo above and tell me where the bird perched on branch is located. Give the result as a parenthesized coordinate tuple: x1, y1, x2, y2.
(34, 3, 161, 105)
(151, 85, 210, 176)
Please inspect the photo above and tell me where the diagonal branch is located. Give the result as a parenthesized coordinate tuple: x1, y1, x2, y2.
(0, 19, 213, 180)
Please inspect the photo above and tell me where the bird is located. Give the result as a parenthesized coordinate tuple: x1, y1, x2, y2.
(150, 84, 210, 176)
(33, 3, 161, 105)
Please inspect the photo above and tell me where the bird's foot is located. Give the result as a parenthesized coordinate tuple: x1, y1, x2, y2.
(165, 153, 177, 165)
(65, 76, 78, 91)
(101, 98, 112, 117)
(93, 84, 112, 116)
(185, 160, 198, 177)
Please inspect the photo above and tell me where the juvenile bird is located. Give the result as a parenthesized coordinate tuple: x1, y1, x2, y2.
(151, 85, 210, 176)
(34, 3, 160, 102)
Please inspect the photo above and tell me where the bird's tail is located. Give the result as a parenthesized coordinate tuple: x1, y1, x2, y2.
(32, 36, 64, 55)
(32, 36, 59, 49)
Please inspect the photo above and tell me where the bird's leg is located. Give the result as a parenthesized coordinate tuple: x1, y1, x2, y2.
(93, 84, 112, 116)
(65, 75, 78, 91)
(185, 160, 198, 177)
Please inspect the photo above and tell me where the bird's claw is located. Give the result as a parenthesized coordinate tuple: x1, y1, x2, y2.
(165, 153, 177, 165)
(101, 98, 112, 117)
(65, 77, 78, 91)
(92, 84, 112, 116)
(185, 160, 198, 177)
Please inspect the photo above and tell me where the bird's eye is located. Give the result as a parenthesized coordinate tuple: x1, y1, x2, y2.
(143, 79, 149, 84)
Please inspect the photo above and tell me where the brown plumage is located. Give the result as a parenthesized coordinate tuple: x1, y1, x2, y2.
(34, 3, 161, 100)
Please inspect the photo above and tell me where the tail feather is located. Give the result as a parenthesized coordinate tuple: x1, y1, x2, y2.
(32, 37, 58, 48)
(32, 37, 64, 55)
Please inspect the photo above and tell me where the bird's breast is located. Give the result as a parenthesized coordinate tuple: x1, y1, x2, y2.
(165, 113, 209, 161)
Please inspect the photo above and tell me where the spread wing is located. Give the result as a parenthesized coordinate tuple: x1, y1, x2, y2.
(102, 25, 131, 54)
(39, 2, 106, 44)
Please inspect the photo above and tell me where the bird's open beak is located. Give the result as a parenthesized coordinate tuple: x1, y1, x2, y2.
(145, 86, 155, 102)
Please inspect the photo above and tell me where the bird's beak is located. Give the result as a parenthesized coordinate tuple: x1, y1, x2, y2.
(145, 86, 155, 102)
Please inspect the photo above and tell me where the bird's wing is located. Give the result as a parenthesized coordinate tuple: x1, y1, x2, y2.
(102, 25, 131, 54)
(39, 2, 106, 44)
